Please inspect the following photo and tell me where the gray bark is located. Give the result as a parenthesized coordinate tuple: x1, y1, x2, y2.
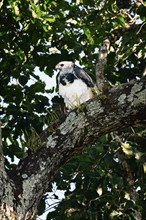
(0, 79, 146, 219)
(95, 39, 110, 93)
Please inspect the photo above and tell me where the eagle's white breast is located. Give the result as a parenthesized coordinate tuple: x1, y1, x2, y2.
(59, 78, 93, 109)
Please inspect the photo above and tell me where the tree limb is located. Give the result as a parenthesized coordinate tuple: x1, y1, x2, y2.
(6, 78, 146, 219)
(0, 124, 15, 219)
(0, 121, 4, 169)
(95, 39, 110, 93)
(108, 22, 146, 43)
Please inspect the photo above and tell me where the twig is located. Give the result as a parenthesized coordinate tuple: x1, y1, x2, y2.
(136, 22, 146, 35)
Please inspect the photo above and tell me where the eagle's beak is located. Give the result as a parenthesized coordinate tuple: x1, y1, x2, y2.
(55, 63, 62, 70)
(55, 64, 59, 70)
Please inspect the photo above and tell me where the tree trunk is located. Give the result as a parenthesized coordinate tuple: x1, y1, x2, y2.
(0, 79, 146, 219)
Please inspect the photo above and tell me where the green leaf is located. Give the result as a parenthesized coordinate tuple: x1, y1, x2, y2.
(19, 75, 28, 86)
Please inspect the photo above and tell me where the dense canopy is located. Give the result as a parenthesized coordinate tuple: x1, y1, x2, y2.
(0, 0, 146, 219)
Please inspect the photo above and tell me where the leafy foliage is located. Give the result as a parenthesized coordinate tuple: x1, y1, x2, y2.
(51, 129, 146, 219)
(0, 0, 146, 219)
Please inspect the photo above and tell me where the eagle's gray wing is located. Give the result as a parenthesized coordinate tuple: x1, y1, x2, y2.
(74, 65, 94, 87)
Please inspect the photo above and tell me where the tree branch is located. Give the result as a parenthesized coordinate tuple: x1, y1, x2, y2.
(0, 121, 4, 169)
(112, 132, 143, 219)
(95, 39, 110, 93)
(7, 79, 146, 219)
(0, 124, 15, 219)
(117, 148, 142, 219)
(108, 22, 146, 43)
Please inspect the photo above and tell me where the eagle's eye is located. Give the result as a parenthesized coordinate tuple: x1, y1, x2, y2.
(60, 64, 64, 67)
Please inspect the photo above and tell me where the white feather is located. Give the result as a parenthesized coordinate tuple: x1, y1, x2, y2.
(59, 78, 93, 109)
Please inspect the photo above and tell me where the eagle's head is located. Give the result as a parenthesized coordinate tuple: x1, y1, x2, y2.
(55, 61, 74, 74)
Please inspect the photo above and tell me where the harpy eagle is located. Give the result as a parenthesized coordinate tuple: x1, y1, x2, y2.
(55, 61, 97, 109)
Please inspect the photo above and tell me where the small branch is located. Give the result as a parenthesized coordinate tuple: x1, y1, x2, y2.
(95, 39, 110, 93)
(117, 148, 142, 220)
(108, 22, 146, 43)
(113, 132, 142, 220)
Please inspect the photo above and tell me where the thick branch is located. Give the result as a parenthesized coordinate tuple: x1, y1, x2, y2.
(8, 79, 146, 219)
(0, 121, 4, 170)
(0, 123, 15, 219)
(95, 39, 110, 93)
